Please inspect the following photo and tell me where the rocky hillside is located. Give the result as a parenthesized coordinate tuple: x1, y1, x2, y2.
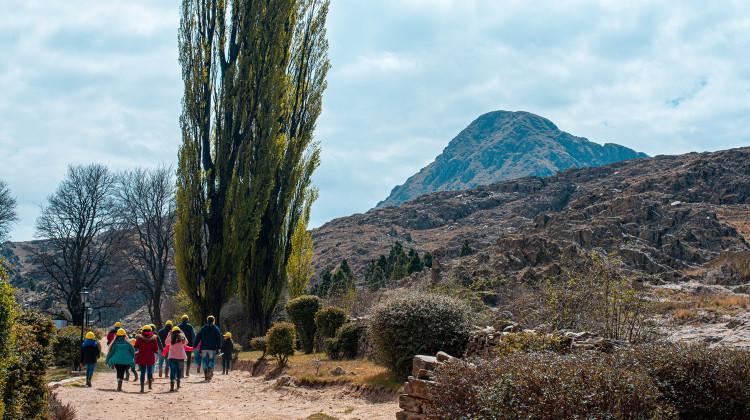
(377, 110, 648, 208)
(313, 147, 750, 284)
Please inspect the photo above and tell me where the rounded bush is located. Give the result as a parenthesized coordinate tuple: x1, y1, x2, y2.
(266, 322, 295, 368)
(250, 336, 267, 358)
(370, 293, 471, 377)
(324, 322, 359, 360)
(285, 295, 321, 354)
(51, 326, 102, 367)
(315, 307, 347, 338)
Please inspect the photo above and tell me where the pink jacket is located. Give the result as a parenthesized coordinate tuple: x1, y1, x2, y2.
(165, 332, 193, 360)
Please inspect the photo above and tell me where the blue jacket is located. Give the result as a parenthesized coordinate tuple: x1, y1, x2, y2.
(195, 323, 222, 351)
(178, 321, 196, 347)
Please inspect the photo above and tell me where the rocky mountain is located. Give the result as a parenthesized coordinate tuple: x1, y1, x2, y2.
(313, 147, 750, 284)
(377, 111, 648, 208)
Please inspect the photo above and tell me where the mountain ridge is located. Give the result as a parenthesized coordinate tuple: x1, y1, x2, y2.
(377, 110, 648, 208)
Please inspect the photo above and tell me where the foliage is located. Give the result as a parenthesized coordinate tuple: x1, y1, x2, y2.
(176, 0, 330, 335)
(266, 322, 296, 368)
(624, 343, 750, 418)
(431, 352, 672, 420)
(285, 295, 321, 354)
(491, 331, 570, 356)
(309, 269, 332, 298)
(431, 342, 750, 419)
(314, 307, 347, 338)
(51, 326, 102, 368)
(250, 336, 267, 359)
(370, 293, 471, 378)
(324, 322, 358, 360)
(287, 190, 318, 299)
(48, 391, 76, 420)
(328, 260, 355, 297)
(3, 311, 55, 420)
(542, 251, 654, 342)
(459, 239, 473, 257)
(0, 259, 17, 418)
(364, 242, 432, 290)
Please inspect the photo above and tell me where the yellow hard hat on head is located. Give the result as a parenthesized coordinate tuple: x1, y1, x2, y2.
(172, 326, 181, 333)
(141, 325, 151, 332)
(116, 328, 126, 336)
(207, 315, 215, 323)
(223, 332, 231, 338)
(86, 332, 95, 340)
(181, 315, 189, 321)
(165, 320, 173, 326)
(149, 324, 156, 331)
(115, 322, 121, 328)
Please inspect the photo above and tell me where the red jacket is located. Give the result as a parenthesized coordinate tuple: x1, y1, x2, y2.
(134, 331, 159, 366)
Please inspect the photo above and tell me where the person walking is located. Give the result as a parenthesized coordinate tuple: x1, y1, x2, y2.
(105, 328, 135, 391)
(81, 331, 100, 386)
(157, 320, 173, 377)
(177, 315, 195, 377)
(194, 315, 222, 381)
(128, 333, 138, 381)
(134, 325, 159, 393)
(165, 326, 193, 392)
(106, 322, 122, 345)
(220, 332, 233, 375)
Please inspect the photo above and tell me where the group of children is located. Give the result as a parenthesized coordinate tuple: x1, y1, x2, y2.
(83, 315, 234, 392)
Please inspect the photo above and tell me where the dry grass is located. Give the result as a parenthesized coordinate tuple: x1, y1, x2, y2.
(656, 288, 749, 322)
(237, 350, 402, 391)
(673, 309, 697, 322)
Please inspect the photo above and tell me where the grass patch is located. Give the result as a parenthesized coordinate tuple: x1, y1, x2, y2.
(45, 359, 110, 383)
(237, 350, 402, 391)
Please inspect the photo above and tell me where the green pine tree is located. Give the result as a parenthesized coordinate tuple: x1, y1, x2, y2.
(460, 240, 474, 257)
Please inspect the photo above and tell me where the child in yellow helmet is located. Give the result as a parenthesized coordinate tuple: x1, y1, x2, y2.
(81, 331, 100, 386)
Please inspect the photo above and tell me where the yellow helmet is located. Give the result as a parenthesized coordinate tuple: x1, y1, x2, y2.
(114, 322, 121, 328)
(181, 314, 189, 321)
(223, 332, 232, 338)
(165, 320, 173, 327)
(131, 338, 136, 345)
(172, 326, 181, 333)
(141, 325, 151, 332)
(149, 324, 156, 331)
(207, 315, 215, 323)
(116, 328, 126, 336)
(85, 332, 95, 340)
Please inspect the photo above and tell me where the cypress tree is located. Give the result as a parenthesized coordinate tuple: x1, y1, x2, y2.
(175, 0, 329, 332)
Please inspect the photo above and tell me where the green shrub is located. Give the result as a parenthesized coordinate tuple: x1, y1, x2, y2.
(250, 336, 267, 359)
(0, 260, 16, 418)
(285, 295, 321, 354)
(324, 322, 359, 360)
(491, 331, 570, 356)
(3, 310, 55, 420)
(370, 293, 471, 377)
(266, 322, 296, 368)
(431, 352, 672, 419)
(51, 325, 102, 368)
(315, 307, 347, 338)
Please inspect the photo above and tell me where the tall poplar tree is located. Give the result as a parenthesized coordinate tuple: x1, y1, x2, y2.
(175, 0, 329, 332)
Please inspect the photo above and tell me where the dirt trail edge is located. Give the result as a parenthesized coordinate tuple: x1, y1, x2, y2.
(55, 362, 399, 420)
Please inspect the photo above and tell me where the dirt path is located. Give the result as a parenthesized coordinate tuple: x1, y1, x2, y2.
(54, 363, 399, 420)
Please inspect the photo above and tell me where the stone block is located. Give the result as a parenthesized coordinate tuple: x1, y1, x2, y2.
(396, 411, 429, 420)
(407, 376, 436, 400)
(399, 394, 428, 413)
(416, 368, 431, 380)
(411, 355, 438, 377)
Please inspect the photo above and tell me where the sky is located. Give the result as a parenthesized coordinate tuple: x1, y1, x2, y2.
(2, 1, 750, 242)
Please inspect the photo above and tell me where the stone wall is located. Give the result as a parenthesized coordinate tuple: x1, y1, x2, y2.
(396, 351, 457, 420)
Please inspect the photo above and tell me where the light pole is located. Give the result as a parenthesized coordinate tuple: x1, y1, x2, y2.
(87, 307, 93, 328)
(78, 288, 90, 371)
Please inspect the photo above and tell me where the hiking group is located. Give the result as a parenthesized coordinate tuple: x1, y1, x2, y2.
(85, 315, 234, 392)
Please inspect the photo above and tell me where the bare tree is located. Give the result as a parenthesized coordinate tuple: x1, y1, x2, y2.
(34, 164, 125, 325)
(0, 180, 19, 241)
(118, 165, 177, 327)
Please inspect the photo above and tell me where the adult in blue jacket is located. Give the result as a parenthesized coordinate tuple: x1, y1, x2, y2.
(177, 315, 196, 376)
(194, 315, 222, 381)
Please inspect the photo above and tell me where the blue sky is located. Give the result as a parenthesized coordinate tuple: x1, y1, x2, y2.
(1, 1, 749, 241)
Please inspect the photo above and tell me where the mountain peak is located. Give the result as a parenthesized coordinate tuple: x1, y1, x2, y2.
(376, 110, 647, 208)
